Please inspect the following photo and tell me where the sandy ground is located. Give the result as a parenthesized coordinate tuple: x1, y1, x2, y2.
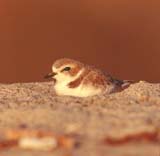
(0, 81, 160, 156)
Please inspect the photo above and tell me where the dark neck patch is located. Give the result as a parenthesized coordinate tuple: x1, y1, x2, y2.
(68, 69, 90, 88)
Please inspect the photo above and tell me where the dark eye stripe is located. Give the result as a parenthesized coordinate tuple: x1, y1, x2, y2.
(61, 67, 71, 72)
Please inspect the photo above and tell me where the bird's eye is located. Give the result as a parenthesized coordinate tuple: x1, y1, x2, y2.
(61, 67, 71, 72)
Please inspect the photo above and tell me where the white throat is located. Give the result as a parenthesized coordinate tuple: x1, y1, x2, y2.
(54, 68, 84, 85)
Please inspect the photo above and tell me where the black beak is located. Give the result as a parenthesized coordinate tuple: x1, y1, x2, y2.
(44, 72, 57, 79)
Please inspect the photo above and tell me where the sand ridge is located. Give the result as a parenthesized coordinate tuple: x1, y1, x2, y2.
(0, 81, 160, 156)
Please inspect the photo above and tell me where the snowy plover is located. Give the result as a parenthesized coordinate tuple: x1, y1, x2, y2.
(45, 58, 133, 97)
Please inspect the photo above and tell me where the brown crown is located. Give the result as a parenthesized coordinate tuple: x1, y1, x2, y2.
(53, 58, 84, 77)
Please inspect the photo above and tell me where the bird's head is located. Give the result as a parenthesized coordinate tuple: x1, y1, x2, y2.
(44, 58, 84, 84)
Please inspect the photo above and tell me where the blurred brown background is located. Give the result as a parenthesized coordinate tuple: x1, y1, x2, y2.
(0, 0, 160, 83)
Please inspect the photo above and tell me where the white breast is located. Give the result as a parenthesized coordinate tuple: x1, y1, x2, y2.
(53, 68, 103, 97)
(54, 83, 102, 97)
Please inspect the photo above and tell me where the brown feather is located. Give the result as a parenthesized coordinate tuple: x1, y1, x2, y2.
(68, 68, 90, 88)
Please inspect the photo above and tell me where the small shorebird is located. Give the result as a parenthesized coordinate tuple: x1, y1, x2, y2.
(45, 58, 133, 97)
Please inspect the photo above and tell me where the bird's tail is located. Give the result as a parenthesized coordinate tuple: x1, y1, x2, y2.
(112, 78, 136, 89)
(121, 79, 136, 89)
(108, 78, 136, 94)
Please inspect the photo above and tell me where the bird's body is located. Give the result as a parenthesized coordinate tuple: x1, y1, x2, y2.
(45, 58, 132, 97)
